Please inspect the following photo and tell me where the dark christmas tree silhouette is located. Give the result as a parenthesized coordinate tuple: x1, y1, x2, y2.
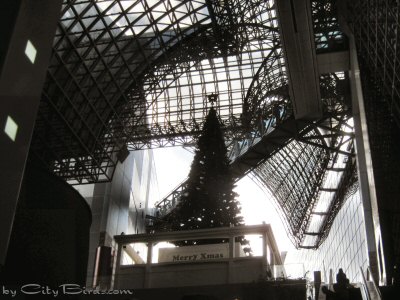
(166, 107, 244, 245)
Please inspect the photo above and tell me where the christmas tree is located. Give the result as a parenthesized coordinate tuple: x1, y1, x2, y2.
(166, 106, 244, 245)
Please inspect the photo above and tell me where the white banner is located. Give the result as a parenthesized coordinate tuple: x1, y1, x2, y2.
(158, 243, 245, 263)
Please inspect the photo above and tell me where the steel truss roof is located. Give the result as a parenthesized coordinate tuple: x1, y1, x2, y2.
(153, 0, 357, 248)
(31, 0, 283, 184)
(29, 0, 357, 248)
(154, 71, 357, 248)
(253, 0, 356, 248)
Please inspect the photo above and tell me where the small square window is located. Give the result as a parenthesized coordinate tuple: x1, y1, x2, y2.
(4, 116, 18, 141)
(25, 40, 37, 64)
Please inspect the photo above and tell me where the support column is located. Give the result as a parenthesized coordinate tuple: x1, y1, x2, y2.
(111, 243, 123, 290)
(144, 242, 153, 288)
(0, 0, 62, 268)
(262, 230, 272, 277)
(276, 0, 322, 120)
(348, 35, 382, 284)
(228, 235, 235, 284)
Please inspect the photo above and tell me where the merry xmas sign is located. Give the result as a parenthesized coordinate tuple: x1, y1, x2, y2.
(158, 243, 244, 263)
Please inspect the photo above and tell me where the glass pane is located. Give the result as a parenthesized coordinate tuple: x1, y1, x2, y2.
(120, 242, 148, 265)
(241, 234, 264, 257)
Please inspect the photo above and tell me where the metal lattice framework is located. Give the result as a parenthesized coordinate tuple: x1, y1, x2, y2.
(29, 0, 358, 248)
(357, 62, 400, 283)
(154, 71, 356, 248)
(346, 0, 400, 279)
(251, 72, 356, 248)
(347, 0, 400, 128)
(252, 138, 330, 247)
(153, 1, 356, 248)
(311, 0, 348, 53)
(30, 0, 284, 184)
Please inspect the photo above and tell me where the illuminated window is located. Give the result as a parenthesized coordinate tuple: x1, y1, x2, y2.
(4, 116, 18, 141)
(25, 40, 37, 64)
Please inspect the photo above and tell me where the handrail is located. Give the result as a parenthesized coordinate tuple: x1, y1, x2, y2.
(360, 266, 382, 300)
(154, 178, 188, 208)
(360, 266, 371, 300)
(153, 113, 308, 217)
(367, 266, 382, 299)
(116, 224, 271, 244)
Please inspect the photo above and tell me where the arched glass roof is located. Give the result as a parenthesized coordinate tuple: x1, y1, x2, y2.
(30, 0, 356, 248)
(31, 0, 285, 183)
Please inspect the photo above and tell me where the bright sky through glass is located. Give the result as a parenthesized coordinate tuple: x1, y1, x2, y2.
(152, 147, 295, 253)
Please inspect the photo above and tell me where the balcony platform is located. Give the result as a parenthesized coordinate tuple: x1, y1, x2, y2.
(113, 224, 285, 290)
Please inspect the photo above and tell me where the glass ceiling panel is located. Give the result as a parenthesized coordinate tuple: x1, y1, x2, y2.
(147, 0, 355, 251)
(36, 1, 359, 251)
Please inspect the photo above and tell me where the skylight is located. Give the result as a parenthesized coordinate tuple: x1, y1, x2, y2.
(93, 0, 210, 37)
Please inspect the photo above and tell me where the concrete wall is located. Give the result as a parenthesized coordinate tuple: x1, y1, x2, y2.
(76, 150, 158, 287)
(117, 258, 266, 289)
(0, 0, 62, 266)
(2, 161, 91, 287)
(118, 281, 307, 300)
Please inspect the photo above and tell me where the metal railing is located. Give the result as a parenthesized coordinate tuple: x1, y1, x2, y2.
(360, 266, 382, 300)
